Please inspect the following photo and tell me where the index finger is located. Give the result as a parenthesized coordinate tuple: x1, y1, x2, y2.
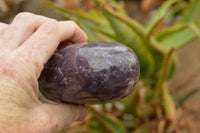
(12, 21, 87, 78)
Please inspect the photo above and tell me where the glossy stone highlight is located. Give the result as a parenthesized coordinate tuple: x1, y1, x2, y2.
(39, 42, 140, 104)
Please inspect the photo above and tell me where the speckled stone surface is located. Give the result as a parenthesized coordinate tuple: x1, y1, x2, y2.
(39, 42, 140, 104)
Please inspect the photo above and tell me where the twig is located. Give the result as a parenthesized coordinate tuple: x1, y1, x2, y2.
(158, 120, 166, 133)
(175, 68, 200, 93)
(179, 88, 200, 105)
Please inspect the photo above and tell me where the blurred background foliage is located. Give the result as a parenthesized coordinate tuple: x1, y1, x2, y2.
(1, 0, 200, 132)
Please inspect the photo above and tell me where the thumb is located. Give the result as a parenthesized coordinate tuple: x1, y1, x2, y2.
(30, 103, 88, 133)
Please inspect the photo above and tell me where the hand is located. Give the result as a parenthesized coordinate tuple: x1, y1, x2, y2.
(0, 12, 88, 133)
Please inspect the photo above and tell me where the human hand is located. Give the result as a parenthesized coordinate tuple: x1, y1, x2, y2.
(0, 12, 88, 133)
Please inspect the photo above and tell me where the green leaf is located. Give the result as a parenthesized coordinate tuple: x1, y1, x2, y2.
(94, 0, 146, 39)
(102, 10, 136, 43)
(91, 109, 127, 133)
(167, 55, 178, 79)
(156, 22, 200, 49)
(135, 39, 156, 78)
(40, 0, 114, 37)
(94, 0, 135, 42)
(146, 0, 178, 33)
(107, 0, 128, 15)
(180, 0, 200, 23)
(162, 87, 176, 119)
(80, 24, 101, 41)
(165, 1, 186, 18)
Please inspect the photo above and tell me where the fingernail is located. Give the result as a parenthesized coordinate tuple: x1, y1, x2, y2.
(77, 107, 88, 121)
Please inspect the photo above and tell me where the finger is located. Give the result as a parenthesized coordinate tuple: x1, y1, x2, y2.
(14, 21, 87, 77)
(0, 22, 8, 33)
(31, 103, 88, 132)
(0, 12, 56, 56)
(58, 21, 88, 42)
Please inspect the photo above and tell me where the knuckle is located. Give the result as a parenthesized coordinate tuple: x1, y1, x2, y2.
(38, 110, 51, 123)
(31, 109, 54, 131)
(0, 53, 34, 79)
(46, 18, 57, 23)
(45, 19, 58, 25)
(67, 20, 78, 27)
(14, 48, 42, 73)
(41, 20, 59, 34)
(14, 12, 34, 21)
(0, 52, 40, 89)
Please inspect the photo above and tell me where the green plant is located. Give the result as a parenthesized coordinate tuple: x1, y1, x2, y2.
(40, 0, 200, 132)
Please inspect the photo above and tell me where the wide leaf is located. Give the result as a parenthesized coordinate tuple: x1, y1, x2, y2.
(146, 0, 178, 33)
(156, 22, 200, 49)
(180, 0, 200, 23)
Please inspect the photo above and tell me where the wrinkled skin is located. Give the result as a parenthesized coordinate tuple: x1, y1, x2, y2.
(39, 42, 140, 104)
(0, 12, 88, 133)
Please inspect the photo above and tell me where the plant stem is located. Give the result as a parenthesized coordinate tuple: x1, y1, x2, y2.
(155, 48, 175, 92)
(150, 37, 168, 54)
(94, 0, 146, 39)
(161, 87, 176, 120)
(154, 48, 176, 119)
